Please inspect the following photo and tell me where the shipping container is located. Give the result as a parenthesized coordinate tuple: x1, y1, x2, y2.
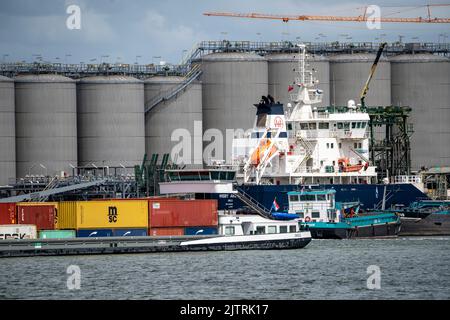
(76, 229, 113, 237)
(58, 200, 148, 229)
(17, 202, 59, 228)
(0, 224, 37, 240)
(184, 227, 218, 236)
(149, 227, 185, 236)
(149, 199, 218, 227)
(16, 204, 56, 230)
(38, 230, 76, 239)
(0, 203, 16, 224)
(112, 228, 148, 237)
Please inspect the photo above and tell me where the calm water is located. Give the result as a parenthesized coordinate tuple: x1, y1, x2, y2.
(1, 237, 449, 299)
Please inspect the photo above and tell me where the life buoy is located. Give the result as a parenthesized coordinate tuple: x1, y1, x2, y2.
(305, 216, 311, 222)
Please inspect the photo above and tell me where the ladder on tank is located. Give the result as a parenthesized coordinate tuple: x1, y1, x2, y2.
(144, 64, 203, 114)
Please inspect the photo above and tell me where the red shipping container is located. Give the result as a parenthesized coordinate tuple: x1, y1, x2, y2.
(17, 205, 55, 230)
(149, 199, 218, 228)
(0, 203, 16, 224)
(149, 227, 185, 236)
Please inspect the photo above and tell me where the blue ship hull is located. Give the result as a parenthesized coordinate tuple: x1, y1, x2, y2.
(198, 184, 428, 212)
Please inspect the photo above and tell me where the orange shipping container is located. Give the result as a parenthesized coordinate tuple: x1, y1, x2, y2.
(149, 227, 185, 236)
(149, 199, 218, 228)
(0, 203, 16, 224)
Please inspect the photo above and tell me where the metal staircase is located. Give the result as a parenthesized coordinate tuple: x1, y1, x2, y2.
(145, 64, 203, 114)
(293, 133, 314, 171)
(234, 185, 273, 219)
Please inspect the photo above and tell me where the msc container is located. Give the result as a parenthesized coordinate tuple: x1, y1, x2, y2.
(76, 229, 113, 237)
(0, 224, 37, 240)
(112, 228, 147, 237)
(16, 204, 56, 230)
(58, 200, 148, 229)
(149, 227, 185, 236)
(149, 199, 218, 227)
(39, 230, 76, 239)
(184, 226, 218, 235)
(0, 203, 16, 224)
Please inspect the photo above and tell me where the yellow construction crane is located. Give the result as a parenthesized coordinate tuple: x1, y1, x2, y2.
(204, 4, 450, 23)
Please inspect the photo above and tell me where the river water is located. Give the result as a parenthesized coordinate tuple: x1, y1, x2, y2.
(1, 237, 449, 299)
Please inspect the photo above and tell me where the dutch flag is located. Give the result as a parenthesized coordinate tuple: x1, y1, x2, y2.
(271, 198, 280, 212)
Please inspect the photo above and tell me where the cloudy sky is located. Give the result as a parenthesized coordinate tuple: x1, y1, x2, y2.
(1, 0, 449, 64)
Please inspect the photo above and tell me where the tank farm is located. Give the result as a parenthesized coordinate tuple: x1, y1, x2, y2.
(0, 41, 449, 253)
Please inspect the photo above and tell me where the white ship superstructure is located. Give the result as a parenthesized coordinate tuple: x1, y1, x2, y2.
(232, 44, 377, 185)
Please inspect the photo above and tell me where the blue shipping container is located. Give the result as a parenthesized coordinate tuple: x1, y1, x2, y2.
(76, 229, 113, 237)
(184, 227, 218, 236)
(112, 229, 147, 237)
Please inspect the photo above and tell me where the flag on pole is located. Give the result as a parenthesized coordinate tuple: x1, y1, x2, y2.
(288, 85, 294, 92)
(271, 198, 280, 212)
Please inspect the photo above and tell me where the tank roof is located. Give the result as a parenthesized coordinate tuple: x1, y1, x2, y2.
(202, 52, 266, 62)
(0, 75, 13, 82)
(13, 74, 75, 83)
(389, 53, 449, 63)
(144, 76, 185, 84)
(329, 53, 389, 63)
(78, 75, 142, 84)
(265, 53, 329, 62)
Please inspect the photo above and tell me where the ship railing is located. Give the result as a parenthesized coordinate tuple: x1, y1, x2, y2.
(391, 175, 422, 184)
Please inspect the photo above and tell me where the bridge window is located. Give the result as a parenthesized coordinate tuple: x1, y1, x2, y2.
(300, 123, 309, 130)
(337, 122, 343, 129)
(280, 226, 288, 233)
(352, 122, 356, 129)
(309, 123, 317, 130)
(319, 122, 329, 129)
(357, 122, 362, 129)
(256, 226, 266, 235)
(300, 194, 315, 201)
(317, 194, 327, 201)
(344, 122, 350, 130)
(312, 211, 320, 218)
(362, 122, 367, 128)
(268, 226, 277, 234)
(225, 226, 235, 236)
(289, 225, 297, 233)
(289, 195, 299, 202)
(296, 212, 304, 218)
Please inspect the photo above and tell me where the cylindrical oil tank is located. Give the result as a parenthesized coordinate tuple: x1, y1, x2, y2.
(201, 52, 268, 163)
(329, 53, 391, 141)
(144, 76, 202, 168)
(329, 53, 391, 106)
(14, 74, 77, 178)
(77, 76, 145, 169)
(391, 54, 450, 170)
(267, 53, 330, 107)
(0, 76, 15, 185)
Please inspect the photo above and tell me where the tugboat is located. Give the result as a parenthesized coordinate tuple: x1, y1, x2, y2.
(287, 188, 401, 239)
(180, 213, 312, 250)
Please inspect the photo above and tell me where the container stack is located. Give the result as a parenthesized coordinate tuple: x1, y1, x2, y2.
(148, 199, 218, 236)
(0, 198, 219, 239)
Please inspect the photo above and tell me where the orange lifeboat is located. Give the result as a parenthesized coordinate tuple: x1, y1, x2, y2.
(338, 157, 364, 172)
(250, 139, 278, 166)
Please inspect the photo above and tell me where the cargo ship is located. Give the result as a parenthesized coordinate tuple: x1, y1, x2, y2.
(159, 44, 428, 213)
(394, 200, 450, 236)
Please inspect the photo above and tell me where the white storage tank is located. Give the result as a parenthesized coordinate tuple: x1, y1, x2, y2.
(0, 76, 15, 185)
(14, 74, 77, 178)
(77, 76, 145, 169)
